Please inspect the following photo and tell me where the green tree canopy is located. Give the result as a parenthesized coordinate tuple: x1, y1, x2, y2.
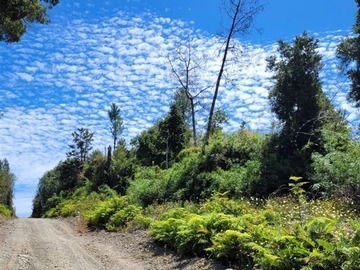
(0, 0, 59, 43)
(257, 32, 346, 196)
(210, 108, 229, 135)
(337, 0, 360, 107)
(267, 32, 326, 153)
(133, 104, 190, 168)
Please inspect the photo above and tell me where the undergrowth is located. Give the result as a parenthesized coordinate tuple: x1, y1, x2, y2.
(43, 181, 360, 269)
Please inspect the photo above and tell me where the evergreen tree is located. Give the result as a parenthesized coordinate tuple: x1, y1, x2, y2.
(337, 0, 360, 107)
(255, 33, 342, 196)
(110, 139, 135, 195)
(32, 168, 60, 217)
(172, 88, 192, 127)
(67, 127, 94, 163)
(210, 108, 229, 135)
(132, 124, 165, 167)
(267, 33, 326, 154)
(159, 104, 190, 168)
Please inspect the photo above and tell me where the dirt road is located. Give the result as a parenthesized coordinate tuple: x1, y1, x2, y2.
(0, 218, 226, 270)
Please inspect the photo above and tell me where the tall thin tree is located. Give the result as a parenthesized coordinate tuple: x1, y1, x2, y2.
(108, 103, 124, 151)
(203, 0, 263, 146)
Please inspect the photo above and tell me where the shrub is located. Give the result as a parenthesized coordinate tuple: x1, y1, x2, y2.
(200, 193, 250, 216)
(106, 204, 142, 231)
(127, 167, 168, 206)
(87, 196, 131, 229)
(150, 193, 360, 269)
(312, 141, 360, 201)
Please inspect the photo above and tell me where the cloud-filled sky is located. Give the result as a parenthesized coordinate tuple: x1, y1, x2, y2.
(0, 0, 359, 217)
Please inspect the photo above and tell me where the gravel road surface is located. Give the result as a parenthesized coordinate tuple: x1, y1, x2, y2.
(0, 218, 226, 270)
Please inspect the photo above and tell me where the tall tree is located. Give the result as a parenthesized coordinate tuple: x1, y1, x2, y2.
(159, 104, 190, 168)
(32, 167, 60, 217)
(168, 39, 211, 147)
(0, 0, 59, 43)
(132, 124, 164, 167)
(337, 0, 360, 108)
(67, 127, 94, 163)
(108, 103, 124, 151)
(256, 32, 345, 196)
(267, 33, 326, 153)
(203, 0, 263, 146)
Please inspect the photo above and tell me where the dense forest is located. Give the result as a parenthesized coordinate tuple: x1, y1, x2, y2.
(2, 0, 360, 269)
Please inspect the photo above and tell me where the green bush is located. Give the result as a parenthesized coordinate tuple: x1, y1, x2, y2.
(200, 193, 250, 216)
(311, 120, 360, 204)
(86, 196, 143, 231)
(203, 130, 263, 171)
(312, 141, 360, 199)
(106, 204, 142, 231)
(87, 196, 130, 229)
(127, 167, 168, 206)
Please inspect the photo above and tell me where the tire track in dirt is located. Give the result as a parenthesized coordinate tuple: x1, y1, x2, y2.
(0, 218, 150, 270)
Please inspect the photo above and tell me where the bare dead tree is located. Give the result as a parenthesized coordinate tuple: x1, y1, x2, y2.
(168, 38, 211, 147)
(203, 0, 264, 146)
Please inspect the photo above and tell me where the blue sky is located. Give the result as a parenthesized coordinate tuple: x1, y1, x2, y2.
(0, 0, 358, 217)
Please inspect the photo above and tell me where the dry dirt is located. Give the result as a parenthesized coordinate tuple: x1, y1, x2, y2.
(0, 217, 228, 270)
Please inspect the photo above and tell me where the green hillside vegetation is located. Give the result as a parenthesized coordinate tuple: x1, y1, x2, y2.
(30, 11, 360, 270)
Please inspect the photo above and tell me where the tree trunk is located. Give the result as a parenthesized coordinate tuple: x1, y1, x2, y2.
(203, 1, 240, 146)
(190, 97, 197, 147)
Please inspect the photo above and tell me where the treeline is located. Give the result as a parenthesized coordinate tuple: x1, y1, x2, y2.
(0, 159, 16, 217)
(32, 31, 360, 218)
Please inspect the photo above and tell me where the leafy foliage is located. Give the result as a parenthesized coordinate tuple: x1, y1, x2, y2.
(0, 203, 13, 217)
(0, 0, 59, 43)
(311, 121, 360, 204)
(132, 104, 190, 168)
(254, 33, 347, 196)
(28, 31, 360, 268)
(151, 194, 358, 270)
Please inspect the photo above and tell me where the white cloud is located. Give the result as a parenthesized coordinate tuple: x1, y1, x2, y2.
(17, 72, 34, 82)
